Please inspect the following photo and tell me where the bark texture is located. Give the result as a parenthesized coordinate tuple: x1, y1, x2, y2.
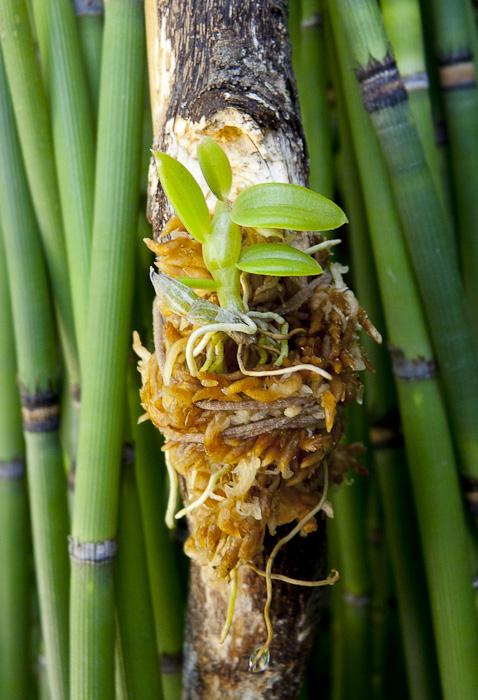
(145, 2, 328, 697)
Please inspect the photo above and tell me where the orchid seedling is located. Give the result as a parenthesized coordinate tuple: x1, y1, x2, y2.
(151, 138, 347, 375)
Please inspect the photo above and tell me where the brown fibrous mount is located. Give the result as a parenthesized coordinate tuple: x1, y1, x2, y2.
(135, 217, 381, 580)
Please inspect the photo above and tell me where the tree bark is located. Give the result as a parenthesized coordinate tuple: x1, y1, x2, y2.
(145, 2, 328, 697)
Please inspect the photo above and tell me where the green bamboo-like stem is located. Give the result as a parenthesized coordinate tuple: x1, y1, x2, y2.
(328, 517, 344, 700)
(333, 105, 394, 423)
(374, 448, 441, 700)
(426, 0, 478, 340)
(128, 365, 184, 700)
(31, 0, 96, 356)
(70, 1, 145, 697)
(115, 448, 163, 700)
(39, 654, 52, 700)
(129, 213, 185, 699)
(289, 0, 304, 98)
(115, 627, 128, 700)
(0, 49, 70, 700)
(0, 231, 30, 700)
(0, 0, 79, 385)
(381, 0, 446, 213)
(333, 0, 478, 479)
(75, 3, 104, 118)
(299, 0, 333, 197)
(365, 479, 391, 700)
(330, 466, 373, 698)
(330, 8, 478, 697)
(334, 62, 440, 700)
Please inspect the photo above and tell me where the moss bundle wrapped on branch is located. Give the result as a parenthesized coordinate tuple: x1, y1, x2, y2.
(135, 138, 380, 679)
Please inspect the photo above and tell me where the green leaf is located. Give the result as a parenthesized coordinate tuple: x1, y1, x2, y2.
(203, 211, 242, 273)
(154, 152, 210, 243)
(197, 137, 232, 201)
(177, 277, 220, 291)
(235, 244, 322, 277)
(231, 183, 347, 231)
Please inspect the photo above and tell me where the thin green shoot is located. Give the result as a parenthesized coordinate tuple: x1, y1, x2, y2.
(177, 277, 220, 291)
(175, 464, 230, 519)
(220, 568, 238, 644)
(304, 238, 342, 255)
(237, 345, 332, 381)
(152, 142, 345, 390)
(197, 136, 232, 201)
(164, 450, 179, 529)
(247, 564, 340, 588)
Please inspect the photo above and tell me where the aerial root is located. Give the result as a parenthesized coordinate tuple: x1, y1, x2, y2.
(249, 464, 332, 672)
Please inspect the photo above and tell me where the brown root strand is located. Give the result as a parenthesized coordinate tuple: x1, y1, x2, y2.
(134, 220, 378, 579)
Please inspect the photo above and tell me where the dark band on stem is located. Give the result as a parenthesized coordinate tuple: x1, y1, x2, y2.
(70, 383, 81, 408)
(159, 651, 183, 675)
(438, 50, 476, 92)
(356, 55, 408, 114)
(461, 473, 478, 517)
(388, 345, 437, 381)
(301, 13, 323, 31)
(20, 388, 60, 433)
(73, 0, 104, 16)
(122, 442, 135, 467)
(0, 457, 26, 481)
(343, 590, 371, 607)
(369, 424, 403, 450)
(402, 71, 429, 93)
(435, 118, 449, 148)
(68, 536, 117, 564)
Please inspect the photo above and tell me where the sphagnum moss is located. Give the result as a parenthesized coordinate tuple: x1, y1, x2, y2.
(135, 141, 381, 669)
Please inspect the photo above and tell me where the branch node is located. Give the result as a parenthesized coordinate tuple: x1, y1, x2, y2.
(356, 55, 408, 114)
(68, 536, 117, 564)
(0, 457, 26, 481)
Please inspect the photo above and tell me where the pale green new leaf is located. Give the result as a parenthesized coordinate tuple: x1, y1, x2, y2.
(231, 183, 347, 231)
(197, 137, 232, 201)
(177, 277, 220, 291)
(154, 152, 210, 243)
(235, 243, 322, 276)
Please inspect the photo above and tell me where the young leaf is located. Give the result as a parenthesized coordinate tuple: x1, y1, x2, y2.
(235, 243, 322, 277)
(154, 152, 210, 243)
(177, 277, 220, 291)
(203, 211, 242, 273)
(197, 137, 232, 201)
(231, 183, 347, 231)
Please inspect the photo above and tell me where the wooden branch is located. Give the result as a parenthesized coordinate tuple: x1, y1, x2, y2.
(145, 2, 328, 698)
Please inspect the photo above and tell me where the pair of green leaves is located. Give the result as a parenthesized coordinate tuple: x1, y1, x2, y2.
(154, 138, 347, 284)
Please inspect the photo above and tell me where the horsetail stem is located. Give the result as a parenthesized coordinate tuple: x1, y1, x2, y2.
(0, 0, 79, 385)
(300, 0, 333, 197)
(333, 0, 478, 480)
(69, 0, 145, 697)
(330, 7, 478, 696)
(31, 0, 96, 357)
(74, 1, 104, 118)
(0, 231, 30, 700)
(0, 48, 70, 700)
(115, 442, 163, 700)
(427, 0, 478, 341)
